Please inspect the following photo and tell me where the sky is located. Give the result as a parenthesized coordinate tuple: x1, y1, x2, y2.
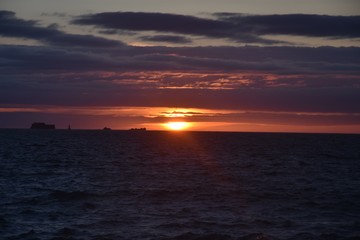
(0, 0, 359, 132)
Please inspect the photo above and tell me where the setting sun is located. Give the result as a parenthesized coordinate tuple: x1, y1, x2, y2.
(165, 122, 190, 131)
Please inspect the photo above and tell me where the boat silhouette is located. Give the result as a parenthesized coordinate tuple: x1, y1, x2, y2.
(129, 128, 146, 131)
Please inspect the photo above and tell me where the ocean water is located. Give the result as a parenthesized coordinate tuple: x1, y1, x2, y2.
(0, 130, 359, 240)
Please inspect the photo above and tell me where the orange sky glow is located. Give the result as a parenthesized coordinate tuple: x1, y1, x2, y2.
(1, 105, 359, 133)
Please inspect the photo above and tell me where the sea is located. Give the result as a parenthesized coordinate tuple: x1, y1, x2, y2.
(0, 129, 359, 240)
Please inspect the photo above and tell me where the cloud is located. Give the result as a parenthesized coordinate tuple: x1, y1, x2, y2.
(72, 11, 228, 35)
(0, 45, 121, 72)
(1, 44, 359, 77)
(216, 13, 360, 38)
(1, 67, 359, 114)
(0, 10, 124, 48)
(0, 11, 359, 131)
(1, 10, 359, 118)
(71, 11, 280, 44)
(72, 11, 360, 44)
(140, 35, 192, 44)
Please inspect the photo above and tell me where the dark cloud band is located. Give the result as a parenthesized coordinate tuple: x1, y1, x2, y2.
(72, 11, 360, 44)
(0, 10, 124, 47)
(140, 35, 192, 44)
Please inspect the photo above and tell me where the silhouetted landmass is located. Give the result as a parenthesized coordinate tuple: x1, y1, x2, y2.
(102, 127, 112, 131)
(30, 122, 55, 129)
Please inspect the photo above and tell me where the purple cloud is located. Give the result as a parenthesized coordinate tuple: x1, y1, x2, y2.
(0, 10, 124, 47)
(72, 11, 360, 44)
(140, 35, 192, 44)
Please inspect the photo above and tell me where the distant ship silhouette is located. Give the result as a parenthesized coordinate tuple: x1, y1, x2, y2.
(102, 127, 112, 131)
(30, 122, 55, 129)
(129, 128, 146, 131)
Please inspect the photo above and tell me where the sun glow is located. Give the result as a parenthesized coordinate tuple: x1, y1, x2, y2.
(165, 122, 190, 131)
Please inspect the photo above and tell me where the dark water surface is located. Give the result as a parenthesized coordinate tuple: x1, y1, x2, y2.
(0, 130, 359, 240)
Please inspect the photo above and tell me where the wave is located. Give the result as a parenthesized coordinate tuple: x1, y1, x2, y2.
(1, 130, 359, 239)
